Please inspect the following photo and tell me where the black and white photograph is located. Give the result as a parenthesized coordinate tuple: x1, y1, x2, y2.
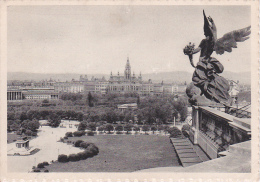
(1, 2, 259, 181)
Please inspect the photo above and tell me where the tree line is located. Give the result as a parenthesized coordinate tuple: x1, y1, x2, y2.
(7, 94, 188, 135)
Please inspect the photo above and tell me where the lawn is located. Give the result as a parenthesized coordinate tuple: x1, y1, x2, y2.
(46, 135, 180, 172)
(7, 133, 20, 143)
(7, 133, 36, 144)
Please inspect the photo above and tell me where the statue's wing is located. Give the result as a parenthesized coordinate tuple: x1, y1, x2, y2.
(203, 10, 213, 38)
(215, 26, 251, 55)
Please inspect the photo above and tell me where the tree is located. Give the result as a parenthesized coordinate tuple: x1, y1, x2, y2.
(172, 97, 188, 121)
(48, 113, 61, 128)
(123, 112, 130, 123)
(60, 93, 83, 102)
(21, 119, 29, 130)
(158, 125, 165, 133)
(87, 92, 94, 107)
(97, 125, 104, 132)
(8, 120, 20, 132)
(78, 121, 87, 131)
(87, 122, 97, 131)
(133, 126, 140, 133)
(142, 125, 150, 134)
(163, 125, 170, 135)
(65, 110, 77, 120)
(104, 124, 114, 134)
(77, 112, 84, 121)
(137, 95, 140, 106)
(7, 112, 15, 120)
(151, 126, 157, 134)
(104, 109, 118, 123)
(115, 125, 123, 133)
(88, 110, 101, 122)
(124, 124, 133, 134)
(20, 112, 27, 122)
(27, 110, 41, 120)
(27, 119, 40, 132)
(40, 110, 50, 120)
(25, 129, 32, 136)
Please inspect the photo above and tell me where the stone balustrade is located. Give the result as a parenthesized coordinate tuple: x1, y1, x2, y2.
(190, 106, 251, 159)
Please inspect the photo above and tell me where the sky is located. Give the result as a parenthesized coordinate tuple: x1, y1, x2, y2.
(7, 5, 251, 75)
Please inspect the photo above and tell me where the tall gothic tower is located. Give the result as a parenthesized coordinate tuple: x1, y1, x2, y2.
(124, 57, 131, 80)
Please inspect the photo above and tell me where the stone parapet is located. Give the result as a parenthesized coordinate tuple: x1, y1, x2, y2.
(190, 106, 251, 158)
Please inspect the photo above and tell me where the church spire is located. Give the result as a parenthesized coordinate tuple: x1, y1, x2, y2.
(138, 71, 142, 80)
(124, 57, 131, 80)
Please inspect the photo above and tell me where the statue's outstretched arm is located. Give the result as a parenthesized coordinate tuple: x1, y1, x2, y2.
(192, 47, 201, 54)
(189, 47, 201, 68)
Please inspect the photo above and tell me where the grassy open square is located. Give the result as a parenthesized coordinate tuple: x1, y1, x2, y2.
(46, 135, 180, 172)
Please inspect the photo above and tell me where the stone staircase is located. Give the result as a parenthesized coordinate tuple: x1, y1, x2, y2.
(170, 138, 209, 167)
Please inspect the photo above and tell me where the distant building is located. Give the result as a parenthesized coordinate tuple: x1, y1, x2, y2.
(118, 103, 138, 112)
(7, 57, 187, 99)
(229, 80, 240, 98)
(22, 88, 59, 100)
(7, 87, 23, 101)
(54, 81, 84, 93)
(107, 57, 143, 94)
(7, 84, 59, 101)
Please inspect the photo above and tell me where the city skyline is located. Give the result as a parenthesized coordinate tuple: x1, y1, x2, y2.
(8, 6, 251, 75)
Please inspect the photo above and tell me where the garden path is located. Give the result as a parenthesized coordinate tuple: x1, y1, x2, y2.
(7, 120, 81, 173)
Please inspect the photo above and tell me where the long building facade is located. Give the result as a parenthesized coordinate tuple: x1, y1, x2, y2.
(7, 58, 186, 100)
(92, 58, 185, 96)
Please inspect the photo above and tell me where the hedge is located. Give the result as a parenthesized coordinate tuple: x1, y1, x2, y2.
(77, 152, 87, 160)
(65, 132, 73, 137)
(33, 169, 41, 172)
(182, 130, 190, 138)
(73, 131, 85, 137)
(37, 163, 45, 168)
(87, 143, 99, 155)
(68, 154, 80, 162)
(80, 142, 90, 149)
(181, 124, 190, 138)
(74, 140, 84, 147)
(57, 142, 99, 163)
(181, 124, 190, 132)
(82, 149, 95, 158)
(58, 154, 68, 162)
(37, 162, 49, 169)
(42, 161, 49, 166)
(168, 127, 183, 138)
(86, 131, 94, 136)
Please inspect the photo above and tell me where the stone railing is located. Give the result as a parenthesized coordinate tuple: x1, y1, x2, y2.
(225, 105, 251, 118)
(189, 106, 251, 159)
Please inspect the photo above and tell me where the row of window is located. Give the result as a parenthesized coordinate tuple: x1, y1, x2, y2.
(25, 95, 50, 100)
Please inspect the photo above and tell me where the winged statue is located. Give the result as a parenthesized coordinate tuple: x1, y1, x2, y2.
(184, 10, 251, 105)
